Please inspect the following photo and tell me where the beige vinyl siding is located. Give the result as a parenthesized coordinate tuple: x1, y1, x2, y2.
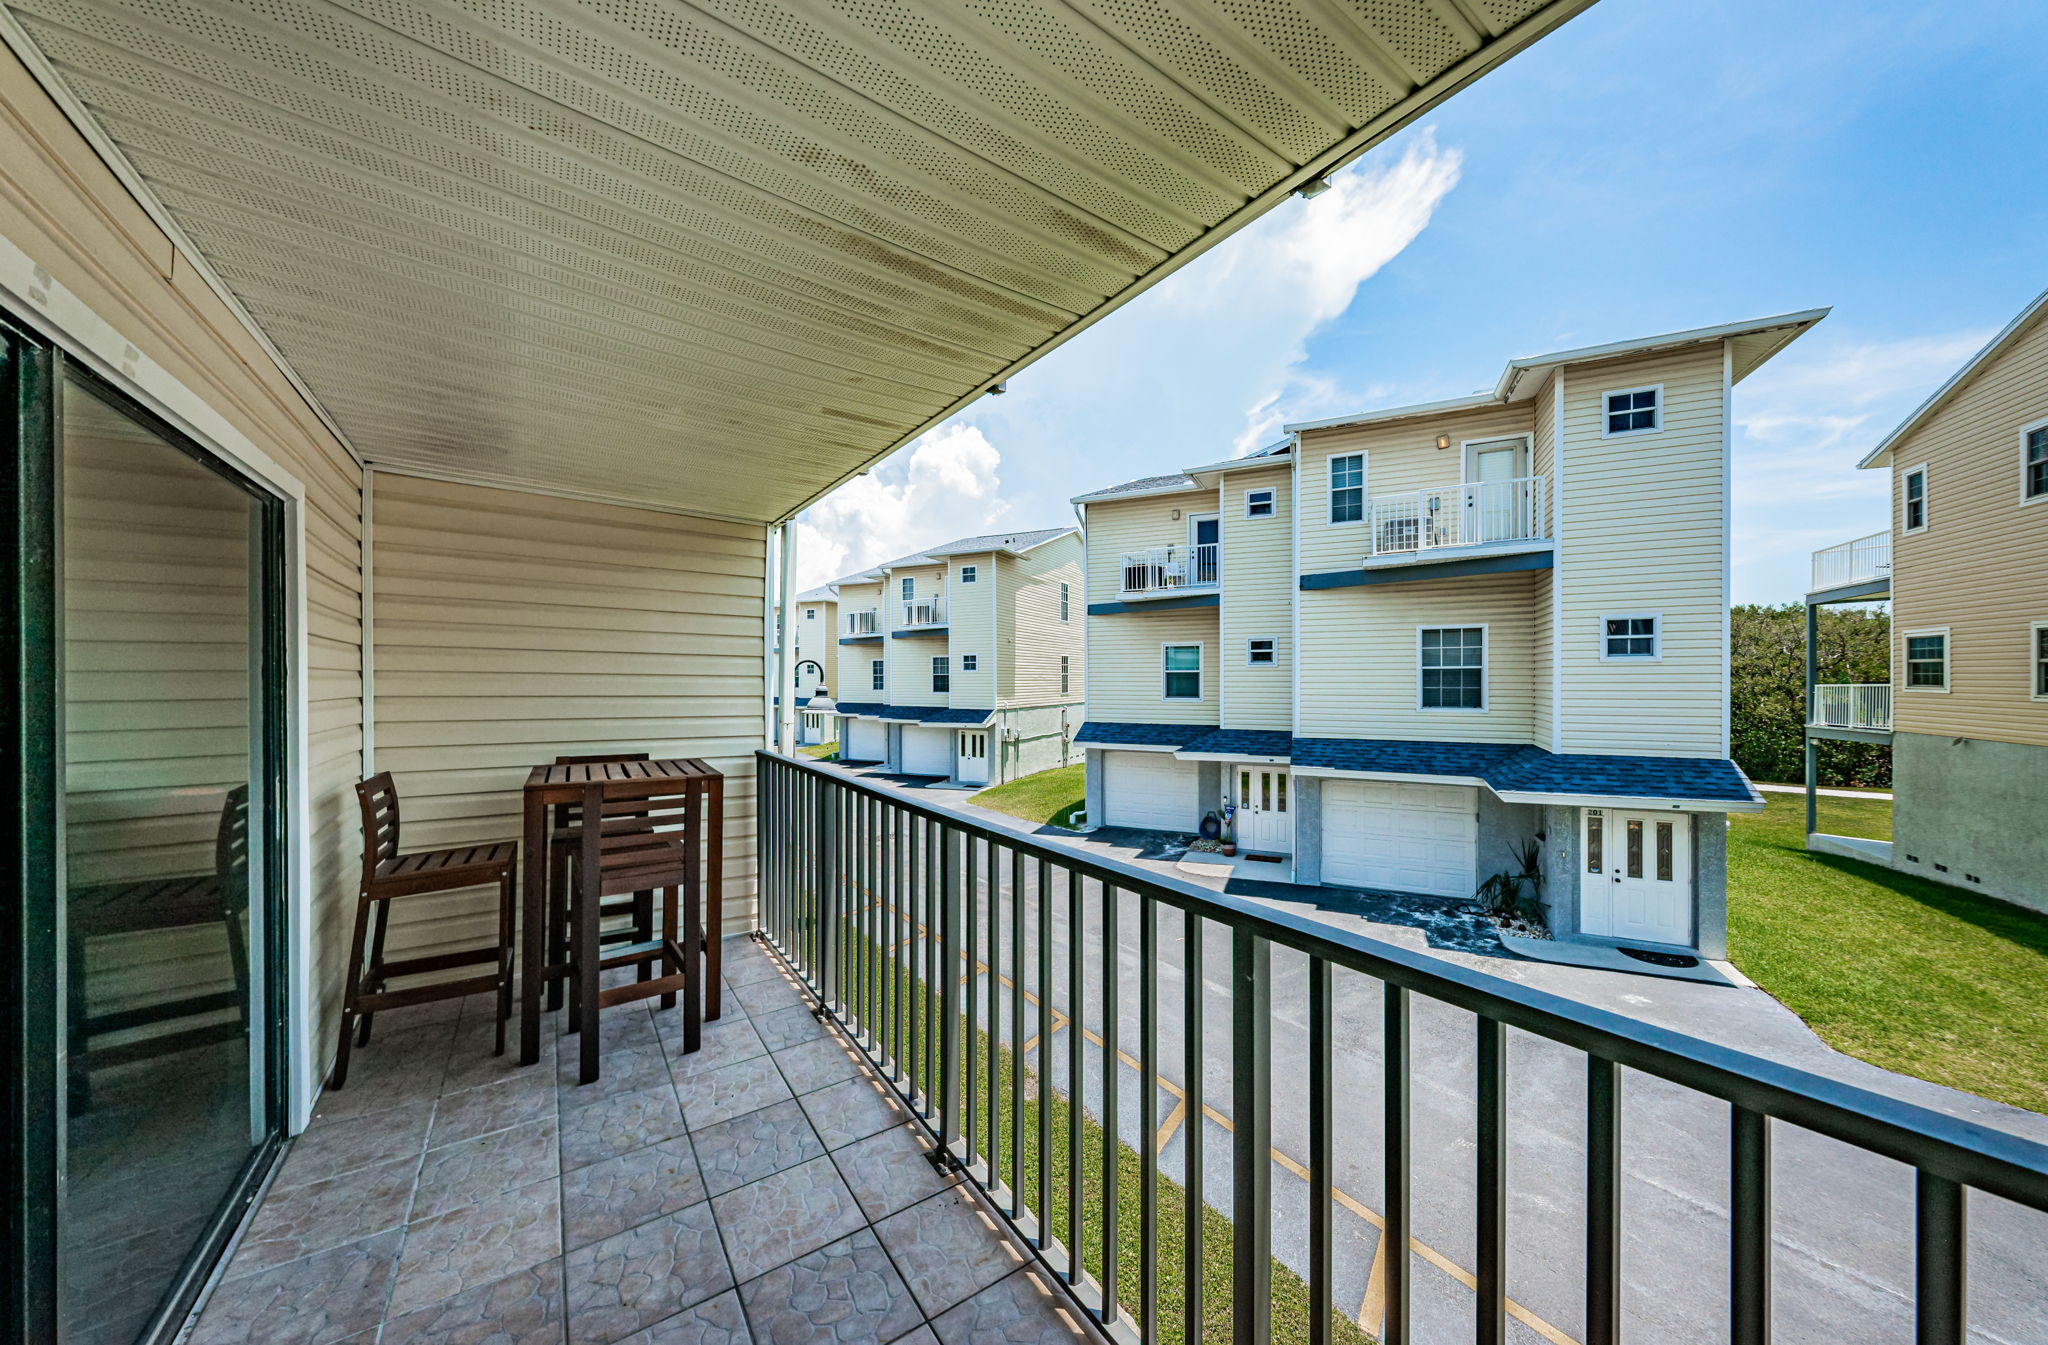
(885, 562, 947, 707)
(947, 553, 998, 708)
(1297, 404, 1537, 574)
(1531, 372, 1558, 748)
(1083, 487, 1213, 602)
(1219, 465, 1292, 730)
(1000, 534, 1084, 708)
(1297, 573, 1539, 741)
(2, 55, 365, 1065)
(370, 473, 766, 955)
(1888, 309, 2048, 746)
(1556, 345, 1727, 756)
(837, 580, 886, 697)
(793, 598, 837, 697)
(1086, 609, 1218, 725)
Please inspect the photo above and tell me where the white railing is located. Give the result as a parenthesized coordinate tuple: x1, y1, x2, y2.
(1811, 683, 1891, 732)
(900, 597, 946, 627)
(1367, 475, 1547, 557)
(1119, 542, 1219, 594)
(845, 609, 878, 636)
(1810, 531, 1891, 592)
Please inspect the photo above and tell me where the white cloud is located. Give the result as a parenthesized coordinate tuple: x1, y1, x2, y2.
(793, 421, 1007, 589)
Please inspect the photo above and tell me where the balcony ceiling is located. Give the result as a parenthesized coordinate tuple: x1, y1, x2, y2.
(2, 0, 1593, 522)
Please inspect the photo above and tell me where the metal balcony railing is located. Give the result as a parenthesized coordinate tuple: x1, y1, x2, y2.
(900, 597, 945, 627)
(845, 609, 879, 636)
(756, 749, 2048, 1345)
(1811, 531, 1891, 592)
(1368, 475, 1547, 557)
(1812, 682, 1892, 731)
(1119, 542, 1218, 594)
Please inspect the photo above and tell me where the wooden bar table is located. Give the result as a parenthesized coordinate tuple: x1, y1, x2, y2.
(518, 756, 724, 1064)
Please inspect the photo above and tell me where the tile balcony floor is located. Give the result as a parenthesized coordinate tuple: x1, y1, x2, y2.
(190, 935, 1101, 1345)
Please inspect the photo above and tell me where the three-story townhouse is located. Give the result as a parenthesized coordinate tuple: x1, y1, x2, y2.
(788, 583, 841, 744)
(1077, 311, 1827, 959)
(830, 529, 1084, 784)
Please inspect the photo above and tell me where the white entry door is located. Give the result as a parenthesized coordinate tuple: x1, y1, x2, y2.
(1233, 766, 1292, 853)
(1580, 809, 1693, 946)
(956, 730, 990, 785)
(1321, 780, 1477, 896)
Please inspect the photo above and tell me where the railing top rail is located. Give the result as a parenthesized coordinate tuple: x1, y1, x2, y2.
(1373, 473, 1546, 499)
(758, 747, 2048, 1209)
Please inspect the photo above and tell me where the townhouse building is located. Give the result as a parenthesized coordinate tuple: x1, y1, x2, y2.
(1805, 285, 2048, 912)
(785, 582, 841, 744)
(831, 529, 1084, 786)
(1076, 312, 1827, 958)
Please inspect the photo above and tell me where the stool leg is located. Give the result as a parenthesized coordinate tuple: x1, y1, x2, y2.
(357, 898, 391, 1047)
(636, 890, 655, 985)
(578, 868, 602, 1086)
(332, 895, 373, 1089)
(495, 859, 514, 1057)
(682, 880, 703, 1057)
(547, 841, 569, 1013)
(660, 883, 679, 1012)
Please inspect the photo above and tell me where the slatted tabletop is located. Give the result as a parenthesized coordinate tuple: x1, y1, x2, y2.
(517, 756, 725, 1063)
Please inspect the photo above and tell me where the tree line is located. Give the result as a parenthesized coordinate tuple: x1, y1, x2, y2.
(1731, 603, 1891, 787)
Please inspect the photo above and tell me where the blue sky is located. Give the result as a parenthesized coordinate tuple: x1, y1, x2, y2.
(796, 0, 2048, 603)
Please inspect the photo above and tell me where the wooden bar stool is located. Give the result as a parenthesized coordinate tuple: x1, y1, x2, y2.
(545, 753, 652, 1013)
(569, 778, 703, 1085)
(333, 773, 515, 1089)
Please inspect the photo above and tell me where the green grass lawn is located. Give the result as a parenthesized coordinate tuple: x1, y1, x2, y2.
(972, 762, 1086, 829)
(1728, 794, 2048, 1113)
(800, 739, 838, 761)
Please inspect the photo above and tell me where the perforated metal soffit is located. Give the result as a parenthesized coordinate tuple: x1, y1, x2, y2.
(9, 0, 1587, 522)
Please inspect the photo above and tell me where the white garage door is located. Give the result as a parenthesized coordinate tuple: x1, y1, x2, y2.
(1321, 780, 1477, 897)
(843, 718, 888, 762)
(1103, 750, 1200, 832)
(901, 725, 954, 777)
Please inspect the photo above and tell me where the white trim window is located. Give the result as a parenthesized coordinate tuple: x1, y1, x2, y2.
(1060, 655, 1070, 694)
(1163, 643, 1202, 701)
(1246, 637, 1277, 666)
(1060, 581, 1071, 622)
(2032, 621, 2048, 700)
(1601, 614, 1661, 660)
(870, 659, 885, 692)
(1419, 626, 1485, 710)
(1329, 453, 1364, 524)
(2023, 418, 2048, 503)
(1903, 628, 1948, 691)
(901, 576, 915, 600)
(961, 654, 978, 671)
(1602, 384, 1662, 436)
(931, 656, 950, 693)
(960, 564, 978, 583)
(1245, 487, 1276, 519)
(804, 607, 817, 620)
(1902, 464, 1929, 533)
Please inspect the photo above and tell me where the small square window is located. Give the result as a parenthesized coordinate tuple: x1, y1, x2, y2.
(1163, 644, 1201, 700)
(1245, 488, 1276, 519)
(961, 654, 978, 671)
(1419, 627, 1484, 710)
(1604, 386, 1661, 435)
(1246, 638, 1276, 666)
(1903, 466, 1928, 532)
(960, 565, 977, 583)
(1905, 631, 1947, 689)
(1602, 615, 1660, 659)
(870, 660, 885, 691)
(804, 608, 817, 620)
(931, 656, 950, 693)
(1329, 454, 1364, 524)
(2024, 424, 2048, 501)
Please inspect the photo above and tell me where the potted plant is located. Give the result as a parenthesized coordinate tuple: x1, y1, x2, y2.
(1219, 803, 1237, 856)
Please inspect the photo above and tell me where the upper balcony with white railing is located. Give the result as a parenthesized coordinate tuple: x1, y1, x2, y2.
(844, 608, 879, 637)
(899, 595, 946, 628)
(1119, 542, 1219, 597)
(1367, 474, 1548, 560)
(1810, 683, 1892, 733)
(1809, 530, 1891, 597)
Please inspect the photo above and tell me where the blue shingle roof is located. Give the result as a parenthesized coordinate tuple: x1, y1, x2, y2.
(1178, 728, 1293, 759)
(1487, 750, 1762, 805)
(924, 707, 995, 726)
(832, 702, 886, 718)
(1290, 738, 1526, 778)
(1075, 721, 1211, 748)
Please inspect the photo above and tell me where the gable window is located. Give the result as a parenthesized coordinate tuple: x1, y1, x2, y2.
(870, 659, 885, 691)
(901, 577, 915, 601)
(961, 654, 978, 671)
(1246, 637, 1276, 666)
(2033, 622, 2048, 700)
(1060, 655, 1070, 694)
(1902, 465, 1928, 532)
(1245, 487, 1276, 519)
(1060, 581, 1070, 622)
(1163, 644, 1201, 700)
(1904, 629, 1948, 690)
(804, 607, 817, 620)
(2024, 420, 2048, 502)
(931, 657, 950, 693)
(1603, 385, 1661, 436)
(1601, 615, 1661, 660)
(1329, 454, 1364, 524)
(1419, 626, 1485, 710)
(960, 564, 977, 583)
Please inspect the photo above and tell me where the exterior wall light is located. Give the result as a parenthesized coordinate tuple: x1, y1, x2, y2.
(1294, 177, 1332, 199)
(1436, 433, 1452, 450)
(987, 381, 1008, 395)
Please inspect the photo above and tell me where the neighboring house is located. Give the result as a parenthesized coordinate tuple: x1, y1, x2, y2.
(1076, 311, 1828, 958)
(790, 582, 841, 745)
(1805, 286, 2048, 913)
(832, 529, 1084, 786)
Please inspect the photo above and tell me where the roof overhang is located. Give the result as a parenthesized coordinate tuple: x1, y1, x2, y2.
(0, 0, 1599, 523)
(1857, 286, 2048, 469)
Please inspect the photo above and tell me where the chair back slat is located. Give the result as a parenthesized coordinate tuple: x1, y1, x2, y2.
(579, 781, 696, 898)
(216, 784, 251, 916)
(553, 753, 651, 828)
(355, 772, 402, 881)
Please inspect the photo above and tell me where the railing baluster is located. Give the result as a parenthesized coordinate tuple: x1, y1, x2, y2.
(924, 816, 937, 1113)
(988, 837, 1003, 1199)
(1309, 956, 1333, 1345)
(1731, 1105, 1770, 1345)
(1102, 882, 1121, 1324)
(1037, 855, 1053, 1241)
(1384, 983, 1411, 1345)
(1916, 1172, 1966, 1345)
(1184, 909, 1204, 1345)
(1232, 926, 1271, 1345)
(965, 831, 980, 1164)
(1587, 1056, 1621, 1345)
(1011, 846, 1026, 1216)
(1068, 866, 1084, 1285)
(1477, 1016, 1507, 1345)
(1141, 897, 1159, 1342)
(939, 824, 962, 1155)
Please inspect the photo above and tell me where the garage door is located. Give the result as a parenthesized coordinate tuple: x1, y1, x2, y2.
(901, 725, 953, 777)
(1102, 750, 1200, 832)
(843, 718, 888, 762)
(1321, 780, 1477, 897)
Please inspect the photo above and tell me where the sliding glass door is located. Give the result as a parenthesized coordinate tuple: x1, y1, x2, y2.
(6, 319, 288, 1345)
